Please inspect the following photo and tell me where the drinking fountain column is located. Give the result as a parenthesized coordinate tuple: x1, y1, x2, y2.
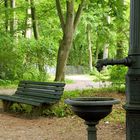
(96, 1, 140, 139)
(85, 122, 98, 140)
(124, 1, 140, 139)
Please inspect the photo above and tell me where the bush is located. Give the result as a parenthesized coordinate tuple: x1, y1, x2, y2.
(10, 103, 33, 114)
(90, 68, 110, 82)
(9, 87, 125, 117)
(43, 103, 72, 117)
(110, 66, 127, 83)
(0, 34, 57, 83)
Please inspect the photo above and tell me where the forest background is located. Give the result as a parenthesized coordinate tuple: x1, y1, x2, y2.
(0, 0, 130, 85)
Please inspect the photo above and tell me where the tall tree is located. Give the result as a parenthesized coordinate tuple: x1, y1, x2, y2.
(10, 0, 16, 36)
(24, 0, 32, 38)
(30, 0, 46, 80)
(87, 23, 93, 71)
(30, 0, 39, 40)
(4, 0, 9, 32)
(55, 0, 86, 81)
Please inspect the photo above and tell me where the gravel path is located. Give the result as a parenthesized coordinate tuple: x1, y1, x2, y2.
(65, 75, 110, 91)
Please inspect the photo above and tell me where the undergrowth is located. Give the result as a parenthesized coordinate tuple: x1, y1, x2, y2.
(8, 87, 125, 123)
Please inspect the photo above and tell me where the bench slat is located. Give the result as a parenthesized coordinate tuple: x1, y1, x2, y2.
(12, 95, 48, 103)
(16, 87, 63, 95)
(18, 84, 64, 91)
(0, 95, 41, 106)
(15, 94, 59, 103)
(20, 81, 65, 87)
(15, 91, 61, 99)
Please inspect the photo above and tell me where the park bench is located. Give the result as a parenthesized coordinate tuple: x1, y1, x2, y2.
(0, 81, 65, 113)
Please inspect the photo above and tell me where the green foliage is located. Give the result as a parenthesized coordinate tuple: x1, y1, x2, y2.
(0, 1, 127, 123)
(68, 1, 129, 68)
(11, 103, 33, 114)
(109, 66, 128, 83)
(0, 34, 56, 82)
(0, 0, 59, 83)
(11, 103, 23, 112)
(43, 102, 72, 117)
(9, 87, 125, 117)
(0, 80, 11, 86)
(104, 107, 125, 123)
(0, 34, 23, 80)
(0, 0, 130, 83)
(90, 68, 110, 82)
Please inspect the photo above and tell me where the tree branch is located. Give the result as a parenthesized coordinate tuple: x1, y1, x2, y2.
(65, 0, 74, 27)
(30, 0, 39, 40)
(62, 0, 75, 39)
(55, 0, 65, 31)
(73, 0, 85, 31)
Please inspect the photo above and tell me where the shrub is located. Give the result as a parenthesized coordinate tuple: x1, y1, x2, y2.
(9, 87, 125, 117)
(110, 66, 127, 83)
(10, 103, 33, 114)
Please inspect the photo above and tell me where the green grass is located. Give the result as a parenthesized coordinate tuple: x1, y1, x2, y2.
(0, 79, 18, 88)
(104, 107, 125, 124)
(0, 84, 17, 89)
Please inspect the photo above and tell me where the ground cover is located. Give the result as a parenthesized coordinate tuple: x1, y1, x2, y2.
(0, 91, 126, 140)
(0, 75, 126, 139)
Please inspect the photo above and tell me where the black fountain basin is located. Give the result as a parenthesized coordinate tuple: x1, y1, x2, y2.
(65, 97, 120, 122)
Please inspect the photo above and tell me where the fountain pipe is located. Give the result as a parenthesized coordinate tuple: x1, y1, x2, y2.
(86, 122, 98, 140)
(96, 57, 132, 72)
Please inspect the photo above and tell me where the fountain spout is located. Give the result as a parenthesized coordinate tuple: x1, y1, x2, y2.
(96, 57, 133, 72)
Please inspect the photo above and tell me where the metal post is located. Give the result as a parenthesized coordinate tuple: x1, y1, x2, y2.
(124, 0, 140, 140)
(85, 122, 98, 140)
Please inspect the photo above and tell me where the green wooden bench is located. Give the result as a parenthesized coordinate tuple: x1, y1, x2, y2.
(0, 81, 65, 113)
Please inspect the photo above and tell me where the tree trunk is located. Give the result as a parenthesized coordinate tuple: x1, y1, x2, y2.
(55, 0, 74, 81)
(24, 0, 32, 38)
(103, 44, 109, 59)
(55, 35, 73, 81)
(102, 44, 109, 70)
(30, 0, 39, 40)
(116, 41, 124, 59)
(4, 0, 9, 32)
(94, 38, 100, 65)
(10, 0, 16, 36)
(30, 0, 46, 81)
(87, 24, 93, 72)
(55, 0, 85, 81)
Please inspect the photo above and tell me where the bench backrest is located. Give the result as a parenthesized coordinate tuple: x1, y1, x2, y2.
(15, 81, 65, 102)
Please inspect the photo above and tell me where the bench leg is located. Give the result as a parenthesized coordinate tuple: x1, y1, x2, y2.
(2, 100, 12, 112)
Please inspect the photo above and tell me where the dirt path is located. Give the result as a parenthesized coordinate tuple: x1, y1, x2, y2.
(65, 75, 109, 91)
(0, 75, 125, 140)
(0, 114, 125, 140)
